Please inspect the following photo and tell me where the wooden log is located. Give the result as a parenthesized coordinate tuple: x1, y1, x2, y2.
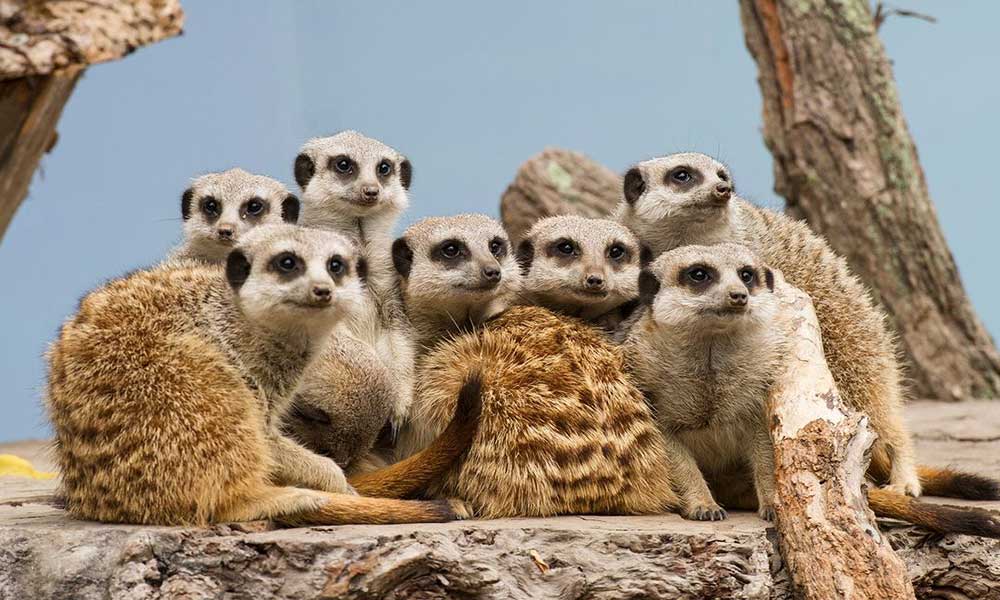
(768, 272, 914, 599)
(738, 0, 1000, 401)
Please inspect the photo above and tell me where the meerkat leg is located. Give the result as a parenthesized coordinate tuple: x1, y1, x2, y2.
(662, 434, 727, 521)
(267, 430, 355, 494)
(751, 427, 777, 521)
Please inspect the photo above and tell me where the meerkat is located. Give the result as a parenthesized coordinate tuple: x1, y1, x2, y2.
(515, 215, 650, 330)
(391, 214, 521, 353)
(46, 224, 479, 526)
(625, 242, 1000, 536)
(171, 168, 300, 263)
(405, 304, 689, 519)
(614, 151, 1000, 501)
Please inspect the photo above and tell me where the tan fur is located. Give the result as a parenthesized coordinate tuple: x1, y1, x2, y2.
(406, 305, 683, 519)
(615, 152, 920, 496)
(171, 168, 298, 264)
(46, 225, 470, 526)
(518, 216, 646, 330)
(395, 213, 521, 352)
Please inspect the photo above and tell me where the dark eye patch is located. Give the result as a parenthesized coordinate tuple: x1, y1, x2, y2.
(328, 254, 349, 280)
(377, 159, 393, 178)
(269, 251, 304, 278)
(738, 266, 756, 288)
(666, 166, 703, 190)
(607, 242, 630, 263)
(489, 236, 508, 259)
(200, 196, 221, 222)
(241, 197, 269, 219)
(329, 154, 356, 177)
(433, 239, 469, 264)
(679, 264, 716, 290)
(547, 238, 579, 259)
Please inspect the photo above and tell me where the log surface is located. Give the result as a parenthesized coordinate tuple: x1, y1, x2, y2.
(3, 402, 999, 599)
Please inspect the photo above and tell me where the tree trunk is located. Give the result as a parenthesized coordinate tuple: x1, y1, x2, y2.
(499, 148, 620, 243)
(0, 68, 81, 242)
(738, 0, 1000, 401)
(769, 273, 914, 599)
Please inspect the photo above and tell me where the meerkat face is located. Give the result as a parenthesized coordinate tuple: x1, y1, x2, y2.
(623, 153, 733, 223)
(639, 243, 775, 333)
(226, 224, 366, 337)
(517, 216, 651, 317)
(180, 169, 300, 262)
(294, 131, 412, 220)
(392, 214, 520, 313)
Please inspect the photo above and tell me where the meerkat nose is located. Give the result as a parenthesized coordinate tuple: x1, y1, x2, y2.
(361, 185, 379, 199)
(728, 290, 748, 306)
(311, 285, 333, 303)
(714, 183, 733, 201)
(481, 265, 502, 283)
(217, 226, 235, 240)
(585, 274, 605, 289)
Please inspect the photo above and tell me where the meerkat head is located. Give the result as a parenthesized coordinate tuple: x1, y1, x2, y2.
(622, 152, 733, 224)
(180, 168, 300, 263)
(294, 131, 412, 223)
(225, 224, 366, 341)
(392, 214, 520, 329)
(517, 215, 652, 319)
(639, 242, 775, 334)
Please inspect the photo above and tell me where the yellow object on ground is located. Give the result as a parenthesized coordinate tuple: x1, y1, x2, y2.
(0, 454, 56, 479)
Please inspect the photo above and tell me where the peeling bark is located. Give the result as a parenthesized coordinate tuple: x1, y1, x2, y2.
(738, 0, 1000, 401)
(769, 274, 914, 599)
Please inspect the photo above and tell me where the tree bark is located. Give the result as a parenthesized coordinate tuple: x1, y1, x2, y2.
(0, 68, 80, 242)
(499, 148, 620, 243)
(768, 273, 914, 599)
(738, 0, 1000, 401)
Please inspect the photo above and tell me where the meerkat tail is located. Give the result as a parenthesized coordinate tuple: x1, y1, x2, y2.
(914, 465, 1000, 500)
(277, 493, 470, 526)
(347, 371, 484, 499)
(867, 488, 1000, 538)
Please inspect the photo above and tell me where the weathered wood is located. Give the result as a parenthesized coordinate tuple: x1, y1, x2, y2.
(499, 148, 620, 243)
(0, 67, 80, 242)
(738, 0, 1000, 401)
(768, 274, 914, 599)
(0, 0, 184, 80)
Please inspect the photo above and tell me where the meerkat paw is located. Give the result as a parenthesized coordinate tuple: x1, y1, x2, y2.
(447, 498, 475, 520)
(757, 504, 776, 522)
(887, 468, 922, 497)
(684, 502, 727, 522)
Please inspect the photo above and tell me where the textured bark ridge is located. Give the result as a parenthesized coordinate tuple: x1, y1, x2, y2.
(768, 275, 914, 599)
(499, 148, 620, 243)
(738, 0, 1000, 401)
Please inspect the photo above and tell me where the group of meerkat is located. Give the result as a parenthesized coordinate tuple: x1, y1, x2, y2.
(44, 131, 1000, 537)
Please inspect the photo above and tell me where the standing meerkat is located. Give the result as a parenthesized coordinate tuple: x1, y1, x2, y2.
(391, 214, 521, 353)
(46, 225, 478, 526)
(516, 215, 650, 330)
(171, 168, 300, 263)
(626, 242, 1000, 536)
(406, 304, 686, 519)
(615, 152, 928, 498)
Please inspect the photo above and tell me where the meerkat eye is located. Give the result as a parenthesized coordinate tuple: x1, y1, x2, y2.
(328, 256, 345, 276)
(331, 156, 353, 174)
(608, 244, 627, 261)
(718, 170, 729, 182)
(489, 237, 507, 258)
(672, 169, 692, 183)
(377, 160, 392, 177)
(272, 252, 301, 274)
(201, 197, 220, 216)
(245, 198, 265, 216)
(440, 241, 462, 259)
(739, 268, 755, 285)
(687, 267, 710, 283)
(556, 240, 576, 256)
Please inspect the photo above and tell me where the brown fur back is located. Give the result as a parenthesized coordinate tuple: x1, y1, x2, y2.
(411, 305, 679, 518)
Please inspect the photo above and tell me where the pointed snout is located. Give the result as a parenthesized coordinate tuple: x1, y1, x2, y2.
(480, 263, 502, 287)
(361, 184, 380, 200)
(727, 287, 748, 308)
(310, 284, 333, 304)
(217, 224, 236, 241)
(585, 273, 605, 290)
(713, 182, 733, 202)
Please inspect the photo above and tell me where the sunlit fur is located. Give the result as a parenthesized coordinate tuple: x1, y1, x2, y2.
(518, 216, 643, 329)
(46, 225, 466, 526)
(404, 305, 683, 519)
(171, 168, 297, 264)
(626, 243, 783, 520)
(615, 151, 921, 497)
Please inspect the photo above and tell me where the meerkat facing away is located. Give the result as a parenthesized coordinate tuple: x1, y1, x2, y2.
(407, 304, 686, 519)
(47, 225, 478, 526)
(171, 168, 300, 263)
(391, 214, 521, 353)
(614, 152, 951, 499)
(516, 215, 650, 331)
(627, 242, 1000, 536)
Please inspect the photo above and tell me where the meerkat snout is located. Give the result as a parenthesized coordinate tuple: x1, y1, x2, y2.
(481, 264, 502, 286)
(217, 224, 235, 241)
(727, 288, 748, 308)
(714, 182, 733, 202)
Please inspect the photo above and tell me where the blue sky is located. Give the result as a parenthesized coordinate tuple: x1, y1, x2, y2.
(1, 1, 996, 441)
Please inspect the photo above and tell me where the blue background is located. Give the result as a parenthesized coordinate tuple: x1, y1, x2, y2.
(2, 1, 996, 441)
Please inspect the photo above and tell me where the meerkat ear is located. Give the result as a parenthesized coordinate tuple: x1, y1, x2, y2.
(181, 188, 194, 221)
(638, 269, 661, 306)
(294, 153, 315, 189)
(624, 167, 645, 205)
(639, 244, 654, 267)
(391, 237, 414, 278)
(281, 194, 300, 223)
(765, 268, 775, 291)
(399, 159, 413, 190)
(356, 257, 368, 284)
(516, 239, 534, 277)
(226, 250, 252, 291)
